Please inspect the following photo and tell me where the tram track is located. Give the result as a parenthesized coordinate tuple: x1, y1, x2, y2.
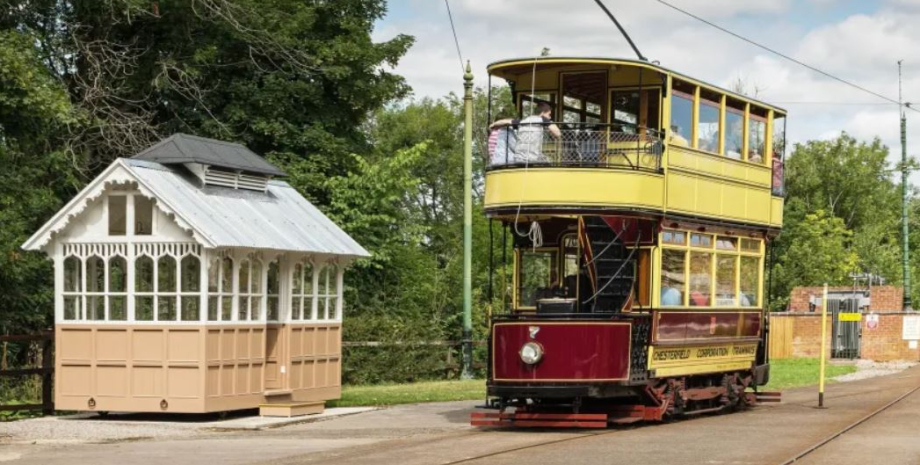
(439, 426, 631, 465)
(778, 384, 920, 464)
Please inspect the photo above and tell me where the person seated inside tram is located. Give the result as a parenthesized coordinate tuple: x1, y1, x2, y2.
(490, 102, 560, 163)
(660, 286, 682, 306)
(668, 124, 689, 147)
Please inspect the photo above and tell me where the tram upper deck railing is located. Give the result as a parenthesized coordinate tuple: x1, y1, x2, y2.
(487, 122, 663, 172)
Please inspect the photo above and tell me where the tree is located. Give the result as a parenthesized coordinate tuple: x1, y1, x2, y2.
(2, 0, 413, 203)
(0, 30, 81, 334)
(769, 209, 859, 310)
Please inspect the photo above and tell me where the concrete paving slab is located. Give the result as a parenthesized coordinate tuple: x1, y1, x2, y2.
(204, 407, 377, 431)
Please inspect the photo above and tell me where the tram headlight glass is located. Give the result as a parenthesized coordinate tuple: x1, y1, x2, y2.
(519, 342, 543, 365)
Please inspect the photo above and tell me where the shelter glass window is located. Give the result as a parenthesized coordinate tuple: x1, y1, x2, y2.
(86, 255, 105, 320)
(207, 257, 233, 321)
(749, 108, 768, 164)
(108, 256, 127, 321)
(158, 256, 178, 321)
(108, 196, 127, 236)
(291, 262, 314, 321)
(137, 255, 155, 321)
(237, 259, 263, 321)
(180, 255, 201, 321)
(63, 256, 82, 320)
(698, 97, 721, 153)
(267, 261, 280, 321)
(518, 250, 554, 308)
(660, 249, 685, 306)
(724, 102, 744, 160)
(134, 196, 154, 235)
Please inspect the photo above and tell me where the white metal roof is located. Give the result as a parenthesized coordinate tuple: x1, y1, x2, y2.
(22, 158, 370, 258)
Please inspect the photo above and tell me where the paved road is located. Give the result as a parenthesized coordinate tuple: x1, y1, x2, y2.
(3, 368, 920, 465)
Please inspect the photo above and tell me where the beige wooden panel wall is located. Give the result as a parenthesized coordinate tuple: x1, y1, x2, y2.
(288, 323, 342, 402)
(57, 325, 206, 413)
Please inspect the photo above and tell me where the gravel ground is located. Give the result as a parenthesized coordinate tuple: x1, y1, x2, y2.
(0, 413, 212, 444)
(833, 359, 918, 383)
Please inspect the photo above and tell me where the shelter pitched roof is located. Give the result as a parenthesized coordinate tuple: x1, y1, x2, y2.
(132, 133, 287, 177)
(22, 158, 369, 258)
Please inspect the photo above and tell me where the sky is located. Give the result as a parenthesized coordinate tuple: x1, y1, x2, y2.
(375, 0, 920, 182)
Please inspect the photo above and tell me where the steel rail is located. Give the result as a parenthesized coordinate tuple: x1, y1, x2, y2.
(779, 384, 920, 464)
(441, 427, 627, 465)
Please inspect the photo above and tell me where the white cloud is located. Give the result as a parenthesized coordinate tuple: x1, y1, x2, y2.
(379, 0, 920, 182)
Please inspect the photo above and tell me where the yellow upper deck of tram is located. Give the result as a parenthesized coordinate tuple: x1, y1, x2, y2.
(484, 57, 786, 230)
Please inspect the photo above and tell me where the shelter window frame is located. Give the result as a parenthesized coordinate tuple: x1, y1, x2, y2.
(317, 263, 340, 321)
(237, 257, 264, 322)
(658, 230, 763, 308)
(207, 255, 234, 322)
(290, 260, 315, 321)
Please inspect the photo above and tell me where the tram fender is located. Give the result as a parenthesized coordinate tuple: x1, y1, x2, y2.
(753, 363, 770, 386)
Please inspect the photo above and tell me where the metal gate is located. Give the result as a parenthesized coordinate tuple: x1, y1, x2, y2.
(830, 298, 860, 359)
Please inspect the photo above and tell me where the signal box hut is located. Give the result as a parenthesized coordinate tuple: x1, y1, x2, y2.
(22, 134, 369, 417)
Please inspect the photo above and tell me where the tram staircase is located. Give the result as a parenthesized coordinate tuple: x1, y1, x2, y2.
(583, 217, 636, 313)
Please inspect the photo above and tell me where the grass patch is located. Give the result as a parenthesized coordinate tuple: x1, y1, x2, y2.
(764, 358, 857, 390)
(330, 359, 858, 408)
(328, 379, 486, 408)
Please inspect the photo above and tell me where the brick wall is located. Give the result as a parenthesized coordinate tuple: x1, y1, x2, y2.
(769, 313, 832, 359)
(861, 313, 920, 361)
(770, 312, 920, 362)
(788, 285, 903, 313)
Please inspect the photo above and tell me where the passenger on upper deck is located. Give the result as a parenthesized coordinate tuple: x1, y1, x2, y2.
(490, 102, 561, 164)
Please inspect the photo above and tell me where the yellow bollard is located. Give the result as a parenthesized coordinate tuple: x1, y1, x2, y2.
(818, 283, 828, 407)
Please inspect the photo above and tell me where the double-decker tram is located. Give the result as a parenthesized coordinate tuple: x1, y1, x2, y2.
(473, 57, 786, 428)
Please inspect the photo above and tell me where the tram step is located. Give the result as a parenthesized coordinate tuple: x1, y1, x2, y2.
(259, 401, 324, 417)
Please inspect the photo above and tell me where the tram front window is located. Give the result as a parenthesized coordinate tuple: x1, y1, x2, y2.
(519, 250, 555, 308)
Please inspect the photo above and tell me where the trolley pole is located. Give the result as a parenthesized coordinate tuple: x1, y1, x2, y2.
(819, 284, 828, 408)
(461, 61, 474, 379)
(899, 61, 912, 311)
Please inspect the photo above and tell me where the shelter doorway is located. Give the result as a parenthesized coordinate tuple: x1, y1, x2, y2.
(265, 324, 286, 391)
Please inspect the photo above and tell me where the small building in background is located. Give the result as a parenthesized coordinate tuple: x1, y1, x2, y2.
(22, 134, 369, 417)
(770, 285, 918, 363)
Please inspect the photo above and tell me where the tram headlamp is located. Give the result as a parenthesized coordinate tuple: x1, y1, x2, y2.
(520, 342, 544, 365)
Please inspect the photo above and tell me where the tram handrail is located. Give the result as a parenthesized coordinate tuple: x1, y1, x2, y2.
(486, 122, 664, 172)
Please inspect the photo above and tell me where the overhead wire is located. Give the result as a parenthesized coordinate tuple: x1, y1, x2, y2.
(655, 0, 920, 114)
(443, 0, 465, 73)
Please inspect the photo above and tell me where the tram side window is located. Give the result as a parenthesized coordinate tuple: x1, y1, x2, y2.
(716, 255, 737, 306)
(698, 92, 721, 153)
(773, 114, 787, 196)
(518, 251, 555, 308)
(724, 99, 744, 160)
(669, 82, 694, 146)
(660, 249, 685, 306)
(740, 256, 760, 307)
(520, 93, 557, 118)
(689, 251, 711, 306)
(749, 107, 768, 164)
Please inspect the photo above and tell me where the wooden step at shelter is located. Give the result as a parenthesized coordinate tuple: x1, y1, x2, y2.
(259, 401, 325, 417)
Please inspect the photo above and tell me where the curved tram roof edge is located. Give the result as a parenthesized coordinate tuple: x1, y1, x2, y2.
(486, 56, 788, 115)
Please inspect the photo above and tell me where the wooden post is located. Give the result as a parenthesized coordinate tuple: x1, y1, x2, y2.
(42, 334, 54, 415)
(819, 284, 828, 408)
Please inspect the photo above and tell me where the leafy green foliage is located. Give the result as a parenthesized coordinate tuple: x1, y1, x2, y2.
(768, 134, 905, 310)
(0, 31, 81, 334)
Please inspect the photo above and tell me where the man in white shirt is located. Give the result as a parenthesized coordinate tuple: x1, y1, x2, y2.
(490, 102, 561, 163)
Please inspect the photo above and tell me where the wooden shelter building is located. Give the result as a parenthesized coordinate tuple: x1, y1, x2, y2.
(22, 134, 369, 417)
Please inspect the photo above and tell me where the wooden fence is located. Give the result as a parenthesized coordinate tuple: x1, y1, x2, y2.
(0, 333, 54, 415)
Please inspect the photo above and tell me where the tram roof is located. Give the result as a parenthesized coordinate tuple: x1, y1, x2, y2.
(487, 56, 787, 114)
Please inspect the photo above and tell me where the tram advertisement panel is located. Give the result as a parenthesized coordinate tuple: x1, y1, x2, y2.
(648, 342, 758, 377)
